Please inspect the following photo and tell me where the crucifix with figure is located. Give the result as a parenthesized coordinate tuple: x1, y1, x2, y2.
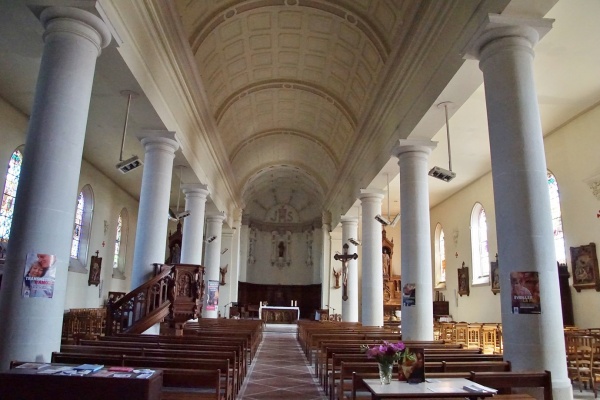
(334, 243, 358, 301)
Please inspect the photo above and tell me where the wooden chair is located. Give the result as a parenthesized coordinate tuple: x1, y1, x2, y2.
(567, 335, 596, 396)
(467, 323, 482, 350)
(481, 324, 497, 354)
(454, 322, 468, 348)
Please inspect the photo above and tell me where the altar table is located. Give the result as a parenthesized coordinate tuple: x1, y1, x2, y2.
(361, 377, 496, 399)
(259, 305, 300, 323)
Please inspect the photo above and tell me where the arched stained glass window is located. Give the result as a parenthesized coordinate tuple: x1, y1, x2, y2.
(0, 149, 23, 243)
(112, 208, 128, 279)
(548, 171, 567, 264)
(69, 185, 94, 272)
(471, 202, 490, 285)
(440, 229, 446, 283)
(70, 192, 84, 258)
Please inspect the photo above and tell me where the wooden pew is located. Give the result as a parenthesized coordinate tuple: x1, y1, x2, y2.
(60, 345, 242, 393)
(51, 352, 234, 400)
(469, 370, 553, 400)
(162, 368, 223, 400)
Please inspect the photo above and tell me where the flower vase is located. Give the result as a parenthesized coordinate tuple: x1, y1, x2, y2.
(378, 363, 393, 385)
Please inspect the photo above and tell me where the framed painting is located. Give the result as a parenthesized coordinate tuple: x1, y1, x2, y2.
(88, 254, 102, 286)
(570, 242, 600, 292)
(457, 262, 470, 296)
(490, 253, 500, 295)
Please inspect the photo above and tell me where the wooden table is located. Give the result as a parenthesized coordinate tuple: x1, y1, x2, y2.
(0, 363, 163, 400)
(361, 377, 496, 399)
(259, 305, 300, 323)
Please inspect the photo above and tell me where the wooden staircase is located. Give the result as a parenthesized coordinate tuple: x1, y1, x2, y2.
(105, 263, 206, 335)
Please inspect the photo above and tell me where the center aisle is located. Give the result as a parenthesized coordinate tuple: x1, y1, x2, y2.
(237, 323, 327, 399)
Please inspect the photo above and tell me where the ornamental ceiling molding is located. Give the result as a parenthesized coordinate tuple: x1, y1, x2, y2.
(215, 79, 356, 127)
(229, 128, 340, 166)
(240, 162, 327, 200)
(187, 0, 391, 62)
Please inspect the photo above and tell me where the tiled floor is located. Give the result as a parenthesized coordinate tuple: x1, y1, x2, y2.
(237, 323, 596, 400)
(237, 324, 326, 399)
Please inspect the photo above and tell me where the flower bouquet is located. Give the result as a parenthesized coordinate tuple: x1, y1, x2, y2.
(360, 341, 406, 384)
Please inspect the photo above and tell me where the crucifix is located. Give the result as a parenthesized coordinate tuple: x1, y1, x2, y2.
(334, 243, 358, 301)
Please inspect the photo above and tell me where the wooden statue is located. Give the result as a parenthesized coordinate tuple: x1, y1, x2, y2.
(334, 243, 358, 301)
(333, 268, 341, 288)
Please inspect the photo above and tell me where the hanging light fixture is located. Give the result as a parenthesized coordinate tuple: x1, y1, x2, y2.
(115, 90, 143, 174)
(428, 101, 456, 182)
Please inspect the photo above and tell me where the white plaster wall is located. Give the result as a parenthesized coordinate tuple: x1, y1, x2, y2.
(63, 159, 139, 309)
(0, 96, 139, 310)
(245, 229, 320, 285)
(429, 103, 600, 327)
(543, 104, 600, 328)
(429, 174, 501, 323)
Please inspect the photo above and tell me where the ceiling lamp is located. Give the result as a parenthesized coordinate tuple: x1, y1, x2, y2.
(428, 101, 456, 182)
(115, 90, 143, 174)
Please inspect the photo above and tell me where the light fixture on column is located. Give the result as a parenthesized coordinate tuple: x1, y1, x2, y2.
(205, 235, 217, 243)
(168, 166, 191, 221)
(221, 248, 229, 254)
(115, 90, 143, 174)
(429, 101, 456, 182)
(347, 238, 361, 246)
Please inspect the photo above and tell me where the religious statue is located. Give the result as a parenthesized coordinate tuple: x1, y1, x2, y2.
(333, 268, 341, 288)
(334, 243, 358, 301)
(382, 248, 390, 278)
(219, 264, 228, 286)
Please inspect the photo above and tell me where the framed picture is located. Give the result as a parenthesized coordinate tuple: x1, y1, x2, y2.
(490, 254, 500, 295)
(570, 242, 600, 292)
(88, 255, 102, 286)
(457, 262, 470, 296)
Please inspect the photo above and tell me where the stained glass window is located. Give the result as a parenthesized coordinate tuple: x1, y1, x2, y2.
(113, 214, 122, 268)
(548, 171, 567, 264)
(440, 229, 446, 282)
(471, 202, 490, 284)
(0, 149, 23, 242)
(478, 208, 490, 277)
(70, 192, 84, 258)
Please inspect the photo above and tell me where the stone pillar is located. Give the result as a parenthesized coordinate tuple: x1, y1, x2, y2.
(238, 222, 249, 282)
(358, 190, 385, 326)
(130, 131, 179, 289)
(180, 184, 209, 264)
(392, 139, 436, 340)
(203, 213, 226, 318)
(321, 211, 332, 310)
(219, 229, 234, 317)
(340, 216, 359, 322)
(465, 15, 571, 400)
(0, 6, 111, 368)
(229, 211, 242, 304)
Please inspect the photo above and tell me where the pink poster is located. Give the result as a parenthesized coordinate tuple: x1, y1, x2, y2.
(206, 279, 219, 311)
(22, 253, 57, 298)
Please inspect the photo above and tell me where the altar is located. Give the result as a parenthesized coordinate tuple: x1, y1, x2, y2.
(259, 305, 300, 323)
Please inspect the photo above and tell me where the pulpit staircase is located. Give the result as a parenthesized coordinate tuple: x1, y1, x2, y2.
(105, 263, 205, 335)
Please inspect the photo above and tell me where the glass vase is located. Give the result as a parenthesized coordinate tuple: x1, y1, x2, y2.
(378, 362, 393, 385)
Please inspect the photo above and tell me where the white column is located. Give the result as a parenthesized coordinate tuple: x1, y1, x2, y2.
(130, 131, 179, 289)
(321, 211, 332, 310)
(0, 7, 111, 368)
(180, 184, 209, 264)
(340, 216, 359, 322)
(219, 229, 234, 317)
(238, 222, 249, 282)
(229, 211, 242, 303)
(392, 139, 436, 340)
(203, 213, 226, 318)
(465, 15, 571, 400)
(358, 190, 384, 326)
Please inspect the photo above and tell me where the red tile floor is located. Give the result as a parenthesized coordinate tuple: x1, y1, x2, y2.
(237, 324, 326, 399)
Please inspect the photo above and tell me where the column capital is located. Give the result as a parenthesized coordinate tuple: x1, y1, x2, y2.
(181, 183, 209, 199)
(463, 14, 553, 61)
(206, 212, 227, 223)
(358, 189, 384, 202)
(340, 216, 358, 226)
(41, 7, 112, 53)
(392, 139, 436, 158)
(137, 130, 179, 153)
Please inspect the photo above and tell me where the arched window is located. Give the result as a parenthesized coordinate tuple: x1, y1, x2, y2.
(434, 223, 446, 288)
(69, 184, 94, 272)
(0, 148, 24, 244)
(470, 202, 490, 285)
(112, 208, 129, 279)
(548, 171, 567, 264)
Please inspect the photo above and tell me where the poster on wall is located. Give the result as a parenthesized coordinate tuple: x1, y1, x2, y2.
(206, 279, 219, 311)
(402, 283, 416, 307)
(510, 271, 541, 314)
(22, 253, 57, 298)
